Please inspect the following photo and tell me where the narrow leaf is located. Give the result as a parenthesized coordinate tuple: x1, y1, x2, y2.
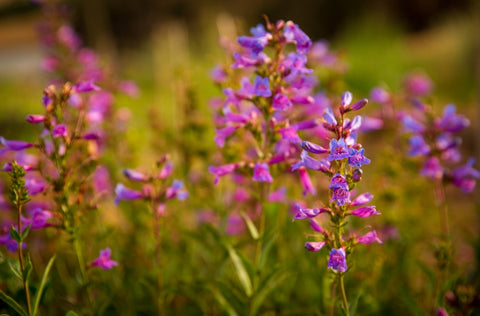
(9, 225, 21, 243)
(32, 255, 56, 316)
(23, 254, 32, 282)
(209, 285, 239, 316)
(226, 245, 253, 297)
(21, 225, 31, 241)
(0, 289, 28, 316)
(8, 259, 22, 280)
(240, 212, 259, 240)
(250, 267, 289, 315)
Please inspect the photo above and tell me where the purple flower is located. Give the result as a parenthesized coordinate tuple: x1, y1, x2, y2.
(408, 135, 430, 156)
(22, 208, 52, 229)
(283, 21, 312, 54)
(436, 308, 449, 316)
(73, 80, 100, 93)
(89, 248, 118, 270)
(278, 127, 301, 144)
(326, 138, 350, 161)
(344, 116, 362, 132)
(166, 180, 188, 200)
(451, 158, 480, 193)
(329, 173, 348, 190)
(309, 218, 325, 233)
(118, 81, 140, 97)
(253, 76, 272, 97)
(301, 141, 328, 154)
(292, 150, 330, 172)
(158, 161, 174, 179)
(357, 230, 383, 244)
(305, 241, 326, 252)
(114, 183, 143, 204)
(252, 162, 273, 183)
(0, 137, 34, 154)
(421, 157, 443, 179)
(292, 203, 328, 221)
(323, 107, 337, 125)
(26, 114, 46, 124)
(436, 104, 469, 133)
(0, 231, 21, 252)
(351, 206, 381, 217)
(350, 192, 373, 206)
(349, 98, 368, 111)
(225, 214, 246, 235)
(272, 93, 292, 111)
(402, 115, 425, 133)
(348, 148, 371, 167)
(214, 126, 238, 148)
(123, 169, 149, 182)
(208, 163, 239, 185)
(404, 72, 433, 96)
(25, 176, 47, 195)
(52, 124, 67, 138)
(327, 248, 347, 272)
(299, 167, 316, 196)
(58, 25, 81, 51)
(268, 187, 287, 202)
(341, 91, 352, 107)
(237, 32, 271, 55)
(330, 187, 351, 206)
(369, 87, 390, 104)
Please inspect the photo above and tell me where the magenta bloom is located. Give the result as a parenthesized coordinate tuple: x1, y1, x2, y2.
(252, 162, 273, 183)
(114, 183, 143, 204)
(330, 187, 350, 206)
(214, 126, 238, 148)
(421, 157, 443, 179)
(327, 248, 347, 272)
(158, 161, 174, 179)
(292, 150, 330, 172)
(357, 230, 383, 244)
(299, 167, 316, 196)
(451, 158, 480, 193)
(22, 208, 53, 229)
(301, 141, 328, 154)
(292, 203, 328, 221)
(52, 124, 68, 138)
(225, 213, 246, 235)
(305, 241, 325, 252)
(370, 87, 390, 104)
(73, 80, 100, 93)
(351, 206, 381, 217)
(89, 248, 118, 270)
(404, 72, 433, 96)
(436, 104, 469, 133)
(326, 138, 350, 161)
(26, 114, 46, 124)
(166, 180, 188, 201)
(283, 21, 312, 54)
(272, 93, 292, 111)
(329, 173, 348, 190)
(123, 169, 149, 182)
(350, 192, 373, 206)
(208, 163, 239, 185)
(309, 218, 325, 233)
(348, 148, 371, 167)
(253, 76, 272, 97)
(0, 137, 34, 154)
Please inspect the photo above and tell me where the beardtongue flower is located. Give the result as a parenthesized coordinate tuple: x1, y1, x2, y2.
(114, 183, 143, 204)
(89, 248, 118, 270)
(356, 230, 382, 244)
(327, 248, 347, 272)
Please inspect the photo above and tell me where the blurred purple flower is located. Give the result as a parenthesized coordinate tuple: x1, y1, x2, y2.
(305, 241, 325, 252)
(89, 248, 118, 270)
(421, 157, 443, 179)
(0, 137, 34, 154)
(408, 135, 430, 156)
(451, 158, 480, 193)
(348, 148, 371, 167)
(329, 173, 348, 190)
(351, 206, 380, 217)
(73, 80, 100, 93)
(369, 87, 390, 104)
(309, 218, 325, 233)
(350, 192, 373, 207)
(301, 141, 328, 154)
(326, 138, 350, 161)
(404, 72, 433, 96)
(166, 180, 188, 200)
(327, 248, 347, 272)
(330, 187, 351, 206)
(114, 183, 143, 204)
(436, 104, 469, 133)
(292, 203, 328, 221)
(208, 163, 239, 185)
(357, 230, 382, 244)
(253, 76, 272, 97)
(26, 114, 46, 124)
(22, 208, 53, 229)
(123, 169, 149, 182)
(53, 124, 67, 138)
(252, 162, 273, 183)
(214, 126, 238, 148)
(272, 93, 292, 111)
(299, 167, 316, 196)
(283, 21, 312, 54)
(225, 213, 246, 235)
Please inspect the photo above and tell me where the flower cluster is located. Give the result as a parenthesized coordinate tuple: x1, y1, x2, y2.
(209, 19, 323, 187)
(401, 103, 479, 192)
(115, 156, 187, 214)
(292, 91, 381, 272)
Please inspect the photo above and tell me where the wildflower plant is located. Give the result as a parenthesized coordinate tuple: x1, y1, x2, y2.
(292, 91, 381, 315)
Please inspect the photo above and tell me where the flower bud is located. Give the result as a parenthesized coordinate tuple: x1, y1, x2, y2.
(352, 168, 363, 182)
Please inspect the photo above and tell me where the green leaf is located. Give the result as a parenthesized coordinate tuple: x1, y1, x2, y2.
(23, 255, 32, 282)
(240, 212, 259, 240)
(0, 289, 28, 316)
(32, 255, 56, 316)
(250, 267, 289, 315)
(209, 285, 239, 316)
(258, 233, 277, 271)
(349, 291, 362, 316)
(9, 225, 21, 243)
(226, 244, 253, 297)
(21, 225, 31, 241)
(65, 311, 78, 316)
(7, 259, 22, 280)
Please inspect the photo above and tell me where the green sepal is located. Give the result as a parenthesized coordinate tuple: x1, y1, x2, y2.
(9, 225, 21, 243)
(21, 225, 31, 241)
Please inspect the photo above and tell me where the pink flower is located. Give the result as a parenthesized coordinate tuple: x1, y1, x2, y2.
(89, 248, 118, 270)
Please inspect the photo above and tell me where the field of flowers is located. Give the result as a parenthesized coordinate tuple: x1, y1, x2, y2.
(0, 1, 478, 315)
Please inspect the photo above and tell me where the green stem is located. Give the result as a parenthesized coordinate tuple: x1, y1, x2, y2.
(339, 273, 350, 316)
(73, 236, 93, 310)
(17, 203, 32, 316)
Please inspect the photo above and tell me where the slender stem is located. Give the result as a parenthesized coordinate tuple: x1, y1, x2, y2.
(339, 273, 350, 316)
(73, 236, 93, 310)
(17, 202, 32, 316)
(329, 278, 337, 316)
